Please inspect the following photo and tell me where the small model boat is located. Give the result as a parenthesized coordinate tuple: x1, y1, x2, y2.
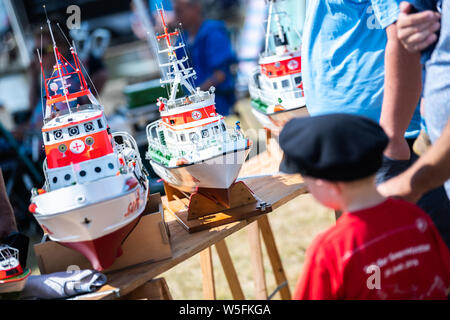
(0, 245, 31, 294)
(29, 14, 149, 271)
(248, 0, 308, 131)
(145, 7, 252, 193)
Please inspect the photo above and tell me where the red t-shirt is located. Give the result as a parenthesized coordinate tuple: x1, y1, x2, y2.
(294, 198, 450, 300)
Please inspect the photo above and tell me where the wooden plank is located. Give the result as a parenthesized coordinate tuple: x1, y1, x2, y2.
(215, 239, 245, 300)
(200, 247, 216, 300)
(258, 215, 291, 300)
(248, 221, 267, 300)
(120, 278, 171, 300)
(166, 201, 270, 233)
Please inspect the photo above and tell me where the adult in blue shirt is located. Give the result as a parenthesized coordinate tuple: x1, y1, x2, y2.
(303, 0, 450, 244)
(303, 0, 422, 163)
(173, 0, 237, 116)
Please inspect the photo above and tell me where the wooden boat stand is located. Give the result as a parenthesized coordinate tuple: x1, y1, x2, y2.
(163, 181, 272, 233)
(162, 179, 291, 299)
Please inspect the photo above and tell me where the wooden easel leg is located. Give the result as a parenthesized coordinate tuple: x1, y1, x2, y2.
(258, 215, 291, 300)
(265, 128, 272, 155)
(215, 239, 245, 300)
(200, 247, 216, 300)
(334, 210, 342, 221)
(248, 221, 268, 299)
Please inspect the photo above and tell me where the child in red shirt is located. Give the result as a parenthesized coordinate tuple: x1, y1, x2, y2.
(279, 114, 450, 300)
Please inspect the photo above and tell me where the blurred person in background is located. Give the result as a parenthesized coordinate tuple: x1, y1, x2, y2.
(173, 0, 237, 116)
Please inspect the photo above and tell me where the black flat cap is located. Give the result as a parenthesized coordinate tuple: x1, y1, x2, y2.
(279, 114, 389, 181)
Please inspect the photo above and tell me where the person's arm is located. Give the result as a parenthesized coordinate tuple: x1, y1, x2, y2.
(199, 70, 226, 91)
(379, 22, 423, 160)
(397, 2, 441, 53)
(378, 119, 450, 203)
(0, 169, 17, 240)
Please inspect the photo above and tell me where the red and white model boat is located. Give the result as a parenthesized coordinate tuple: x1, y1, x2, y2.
(28, 15, 149, 271)
(0, 245, 31, 294)
(248, 0, 308, 132)
(146, 7, 252, 193)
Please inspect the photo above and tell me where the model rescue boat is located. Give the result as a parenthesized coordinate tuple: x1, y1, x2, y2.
(248, 0, 308, 131)
(145, 7, 251, 193)
(28, 13, 149, 271)
(0, 245, 31, 293)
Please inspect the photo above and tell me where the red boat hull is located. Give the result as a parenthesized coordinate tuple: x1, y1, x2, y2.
(60, 216, 141, 271)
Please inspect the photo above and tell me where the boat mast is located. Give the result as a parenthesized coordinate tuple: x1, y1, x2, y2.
(156, 6, 196, 102)
(43, 5, 72, 115)
(264, 0, 274, 56)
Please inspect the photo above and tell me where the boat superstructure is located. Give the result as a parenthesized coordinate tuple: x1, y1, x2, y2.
(145, 7, 251, 193)
(248, 0, 308, 131)
(28, 12, 149, 271)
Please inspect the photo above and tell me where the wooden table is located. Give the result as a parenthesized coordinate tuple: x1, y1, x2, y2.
(73, 151, 306, 300)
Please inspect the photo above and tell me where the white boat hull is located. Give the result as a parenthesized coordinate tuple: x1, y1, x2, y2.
(151, 147, 250, 193)
(31, 174, 149, 270)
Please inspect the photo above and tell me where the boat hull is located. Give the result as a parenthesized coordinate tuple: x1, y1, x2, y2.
(32, 174, 149, 271)
(251, 104, 309, 133)
(151, 147, 250, 193)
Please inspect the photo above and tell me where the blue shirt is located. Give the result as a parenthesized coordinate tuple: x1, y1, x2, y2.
(185, 20, 237, 116)
(302, 0, 421, 138)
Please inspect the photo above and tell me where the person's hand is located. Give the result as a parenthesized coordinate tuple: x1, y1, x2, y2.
(383, 136, 411, 160)
(397, 1, 441, 53)
(377, 174, 422, 204)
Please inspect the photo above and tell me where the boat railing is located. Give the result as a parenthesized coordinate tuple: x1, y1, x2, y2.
(165, 91, 214, 110)
(112, 131, 147, 176)
(146, 122, 245, 160)
(42, 159, 50, 190)
(255, 84, 303, 103)
(43, 104, 103, 124)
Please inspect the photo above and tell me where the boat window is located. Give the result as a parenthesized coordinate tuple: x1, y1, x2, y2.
(53, 130, 63, 140)
(213, 126, 219, 134)
(45, 132, 50, 142)
(221, 123, 226, 132)
(272, 82, 278, 90)
(97, 119, 103, 129)
(84, 122, 94, 132)
(294, 76, 302, 85)
(179, 134, 186, 142)
(95, 167, 102, 173)
(64, 174, 71, 181)
(189, 132, 199, 143)
(68, 126, 80, 137)
(201, 129, 209, 138)
(281, 79, 291, 88)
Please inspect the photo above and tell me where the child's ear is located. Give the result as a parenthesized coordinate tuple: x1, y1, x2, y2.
(317, 179, 342, 197)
